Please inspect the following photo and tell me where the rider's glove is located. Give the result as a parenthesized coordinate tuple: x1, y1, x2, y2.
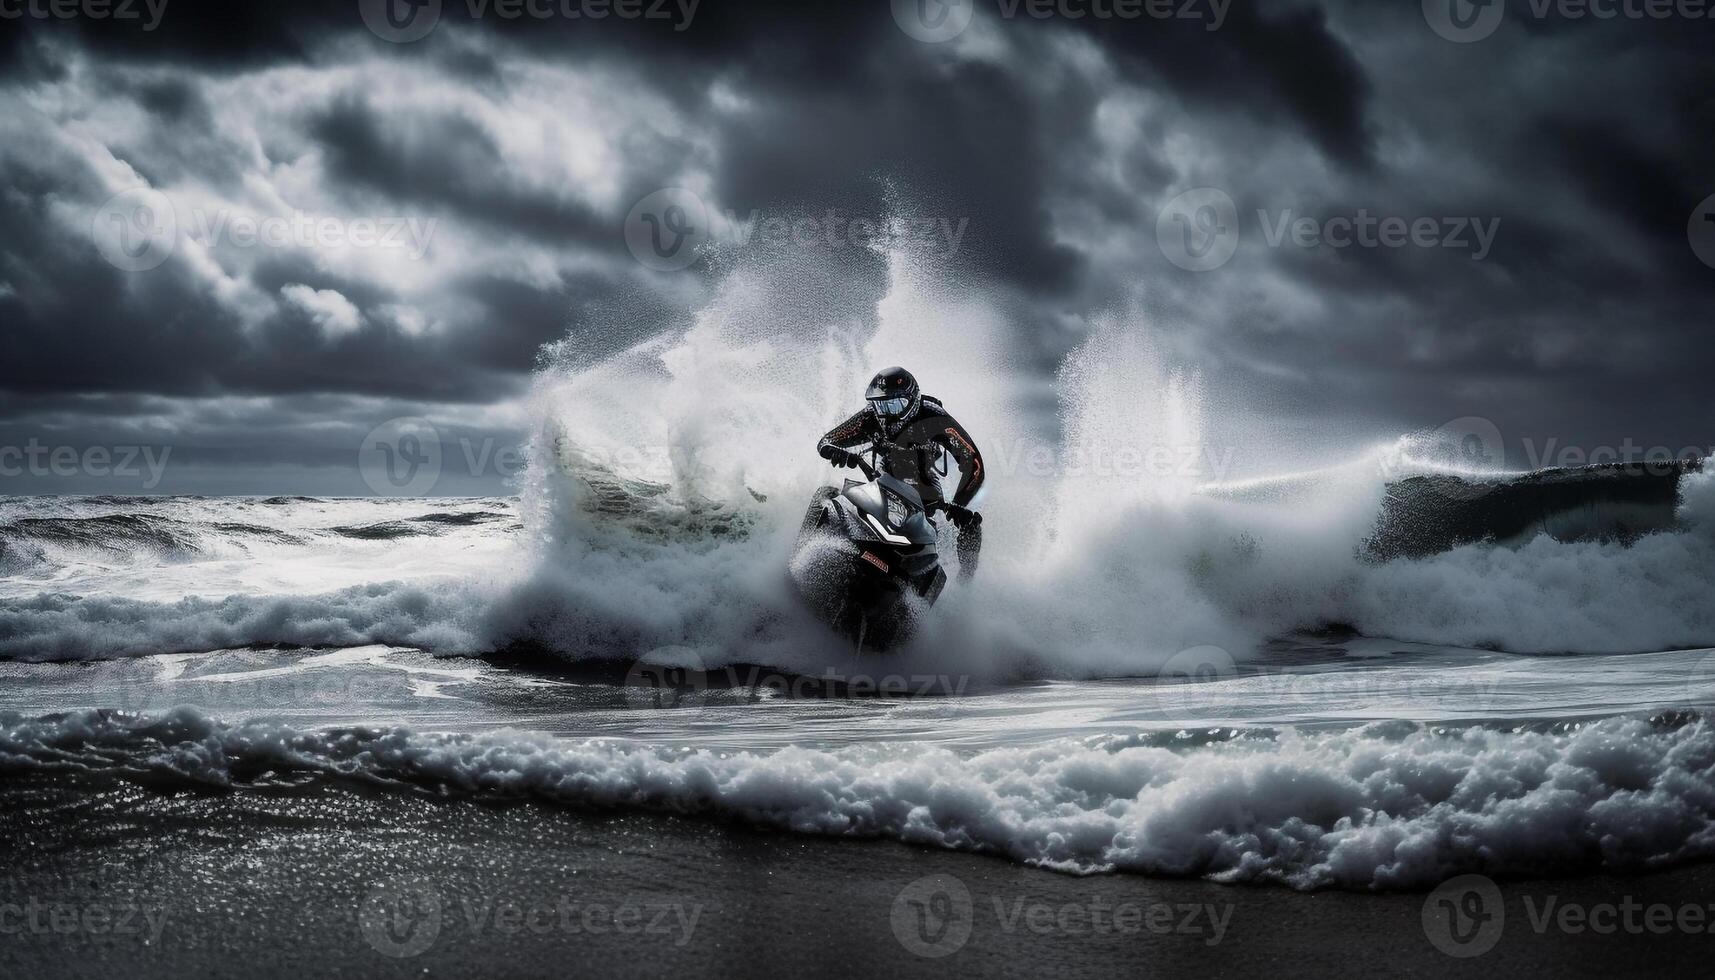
(820, 445, 862, 470)
(940, 503, 982, 529)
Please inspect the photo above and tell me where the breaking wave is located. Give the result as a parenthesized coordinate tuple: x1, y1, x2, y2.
(6, 707, 1714, 891)
(4, 242, 1715, 667)
(482, 243, 1715, 674)
(0, 586, 486, 662)
(0, 497, 518, 575)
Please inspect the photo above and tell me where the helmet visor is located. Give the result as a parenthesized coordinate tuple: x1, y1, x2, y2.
(869, 396, 912, 418)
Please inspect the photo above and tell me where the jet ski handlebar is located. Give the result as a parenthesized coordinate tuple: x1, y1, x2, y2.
(927, 500, 981, 527)
(860, 442, 981, 526)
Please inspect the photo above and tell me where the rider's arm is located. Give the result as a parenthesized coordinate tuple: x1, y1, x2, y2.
(935, 415, 985, 507)
(817, 409, 873, 458)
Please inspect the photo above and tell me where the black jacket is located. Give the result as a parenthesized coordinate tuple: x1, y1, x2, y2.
(816, 395, 985, 507)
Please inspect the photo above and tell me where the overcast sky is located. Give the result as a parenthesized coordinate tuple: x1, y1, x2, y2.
(2, 0, 1713, 493)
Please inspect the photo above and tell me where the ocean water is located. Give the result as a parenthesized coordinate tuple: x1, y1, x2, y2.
(5, 249, 1715, 895)
(5, 461, 1715, 896)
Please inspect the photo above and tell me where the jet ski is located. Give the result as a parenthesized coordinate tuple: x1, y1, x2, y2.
(789, 444, 971, 651)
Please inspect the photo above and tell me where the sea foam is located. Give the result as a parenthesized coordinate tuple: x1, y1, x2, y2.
(5, 708, 1713, 891)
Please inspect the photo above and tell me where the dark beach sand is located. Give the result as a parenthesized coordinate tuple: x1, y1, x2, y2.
(2, 776, 1709, 979)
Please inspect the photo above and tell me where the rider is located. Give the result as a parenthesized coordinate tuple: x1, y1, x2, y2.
(817, 367, 985, 580)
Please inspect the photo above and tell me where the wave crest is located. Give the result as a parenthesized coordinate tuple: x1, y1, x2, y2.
(6, 708, 1713, 891)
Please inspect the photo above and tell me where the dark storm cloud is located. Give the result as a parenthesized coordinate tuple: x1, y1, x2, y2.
(0, 163, 244, 396)
(704, 56, 1085, 294)
(10, 0, 348, 67)
(303, 0, 1376, 295)
(1117, 2, 1715, 461)
(2, 0, 1713, 492)
(1070, 1, 1375, 167)
(307, 96, 620, 248)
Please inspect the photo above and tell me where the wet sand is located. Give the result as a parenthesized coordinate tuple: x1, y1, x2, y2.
(2, 776, 1709, 978)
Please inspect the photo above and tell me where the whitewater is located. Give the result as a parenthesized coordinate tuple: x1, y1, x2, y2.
(4, 244, 1715, 893)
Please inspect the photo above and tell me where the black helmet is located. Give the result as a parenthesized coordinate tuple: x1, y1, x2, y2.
(865, 366, 920, 421)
